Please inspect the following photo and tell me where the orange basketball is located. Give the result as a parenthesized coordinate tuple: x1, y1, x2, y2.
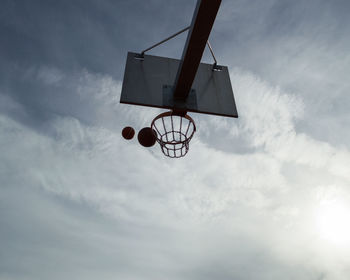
(122, 126, 135, 140)
(137, 127, 157, 147)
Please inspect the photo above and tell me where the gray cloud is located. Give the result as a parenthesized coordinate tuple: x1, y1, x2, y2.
(215, 0, 350, 147)
(1, 1, 350, 280)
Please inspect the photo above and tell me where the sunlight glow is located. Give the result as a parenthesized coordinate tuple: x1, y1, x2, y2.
(316, 200, 350, 246)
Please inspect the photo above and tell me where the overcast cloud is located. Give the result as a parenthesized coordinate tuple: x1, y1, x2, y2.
(1, 1, 350, 279)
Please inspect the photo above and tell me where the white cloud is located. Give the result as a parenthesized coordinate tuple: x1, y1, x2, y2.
(1, 65, 350, 279)
(36, 66, 65, 85)
(2, 0, 350, 279)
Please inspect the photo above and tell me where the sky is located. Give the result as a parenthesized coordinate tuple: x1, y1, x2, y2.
(1, 0, 350, 279)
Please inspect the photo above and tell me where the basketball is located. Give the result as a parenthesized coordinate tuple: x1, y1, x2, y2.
(138, 127, 157, 147)
(122, 126, 135, 140)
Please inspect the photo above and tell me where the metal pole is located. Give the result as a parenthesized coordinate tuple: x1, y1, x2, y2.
(173, 0, 222, 101)
(140, 26, 190, 56)
(206, 40, 217, 66)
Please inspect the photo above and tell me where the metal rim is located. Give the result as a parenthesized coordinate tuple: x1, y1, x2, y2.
(151, 112, 196, 136)
(151, 111, 196, 158)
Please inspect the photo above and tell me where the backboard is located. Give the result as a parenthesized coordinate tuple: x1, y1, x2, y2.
(120, 52, 238, 118)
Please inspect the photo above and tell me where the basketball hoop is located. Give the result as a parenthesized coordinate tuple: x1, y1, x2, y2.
(151, 111, 196, 158)
(120, 0, 238, 158)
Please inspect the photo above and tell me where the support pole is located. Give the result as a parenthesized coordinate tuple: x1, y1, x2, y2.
(173, 0, 222, 102)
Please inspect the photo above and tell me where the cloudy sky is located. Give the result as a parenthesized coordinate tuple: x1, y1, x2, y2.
(1, 0, 350, 279)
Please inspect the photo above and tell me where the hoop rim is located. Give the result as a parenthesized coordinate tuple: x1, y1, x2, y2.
(151, 111, 197, 133)
(150, 111, 196, 158)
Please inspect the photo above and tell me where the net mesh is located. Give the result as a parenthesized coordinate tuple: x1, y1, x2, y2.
(151, 111, 196, 158)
